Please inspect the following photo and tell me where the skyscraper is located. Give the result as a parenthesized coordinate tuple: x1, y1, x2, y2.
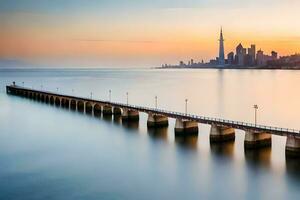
(218, 27, 225, 66)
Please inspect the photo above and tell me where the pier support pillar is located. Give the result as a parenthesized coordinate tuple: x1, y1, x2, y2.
(103, 105, 113, 115)
(286, 135, 300, 158)
(122, 109, 139, 121)
(94, 104, 102, 116)
(147, 113, 168, 128)
(113, 107, 122, 116)
(244, 131, 271, 149)
(210, 124, 235, 143)
(175, 119, 198, 135)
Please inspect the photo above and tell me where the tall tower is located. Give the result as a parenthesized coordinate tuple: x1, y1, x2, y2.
(218, 27, 225, 66)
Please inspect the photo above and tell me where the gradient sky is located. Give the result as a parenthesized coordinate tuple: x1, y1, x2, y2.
(0, 0, 300, 68)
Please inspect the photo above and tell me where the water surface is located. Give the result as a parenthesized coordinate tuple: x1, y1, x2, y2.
(0, 68, 300, 200)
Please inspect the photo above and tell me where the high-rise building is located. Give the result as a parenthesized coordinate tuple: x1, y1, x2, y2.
(271, 51, 278, 60)
(227, 52, 234, 65)
(256, 49, 264, 66)
(218, 27, 225, 66)
(236, 43, 245, 66)
(248, 45, 256, 65)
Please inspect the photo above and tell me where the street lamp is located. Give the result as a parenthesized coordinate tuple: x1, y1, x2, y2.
(90, 92, 93, 99)
(185, 99, 188, 115)
(155, 96, 158, 109)
(56, 87, 59, 92)
(126, 92, 129, 105)
(109, 90, 111, 102)
(253, 104, 258, 126)
(22, 82, 24, 87)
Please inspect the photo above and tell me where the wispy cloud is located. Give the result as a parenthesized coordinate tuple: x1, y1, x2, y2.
(72, 39, 157, 44)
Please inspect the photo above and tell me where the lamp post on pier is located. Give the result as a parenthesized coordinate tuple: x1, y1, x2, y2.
(185, 99, 188, 115)
(253, 104, 258, 126)
(126, 92, 129, 105)
(109, 90, 111, 102)
(155, 96, 158, 110)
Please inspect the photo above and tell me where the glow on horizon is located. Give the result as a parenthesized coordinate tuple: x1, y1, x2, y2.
(0, 0, 300, 67)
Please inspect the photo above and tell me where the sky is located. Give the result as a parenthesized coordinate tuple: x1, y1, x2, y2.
(0, 0, 300, 68)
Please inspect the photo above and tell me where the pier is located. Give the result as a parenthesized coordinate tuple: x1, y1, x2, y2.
(6, 83, 300, 157)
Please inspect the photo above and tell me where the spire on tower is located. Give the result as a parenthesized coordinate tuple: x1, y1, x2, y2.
(218, 27, 225, 66)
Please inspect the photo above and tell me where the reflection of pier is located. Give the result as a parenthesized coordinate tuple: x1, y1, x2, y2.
(148, 127, 168, 141)
(244, 148, 271, 168)
(175, 135, 198, 150)
(6, 83, 300, 157)
(210, 141, 234, 158)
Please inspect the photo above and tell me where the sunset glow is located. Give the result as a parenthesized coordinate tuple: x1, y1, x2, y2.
(1, 0, 300, 67)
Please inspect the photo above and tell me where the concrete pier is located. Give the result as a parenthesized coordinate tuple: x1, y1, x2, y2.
(94, 104, 102, 116)
(113, 107, 122, 115)
(77, 101, 84, 112)
(70, 100, 76, 110)
(286, 135, 300, 157)
(210, 124, 235, 143)
(122, 108, 139, 121)
(102, 105, 113, 115)
(175, 119, 198, 135)
(55, 97, 60, 106)
(244, 131, 271, 149)
(147, 113, 168, 128)
(85, 102, 93, 114)
(7, 83, 300, 160)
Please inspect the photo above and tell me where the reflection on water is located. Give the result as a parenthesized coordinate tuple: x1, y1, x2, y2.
(102, 114, 112, 122)
(210, 141, 234, 158)
(175, 135, 198, 150)
(113, 115, 122, 125)
(244, 148, 271, 168)
(147, 127, 168, 141)
(286, 157, 300, 181)
(94, 112, 101, 117)
(1, 69, 300, 199)
(122, 121, 139, 130)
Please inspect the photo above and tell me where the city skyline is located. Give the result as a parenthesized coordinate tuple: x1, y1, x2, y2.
(0, 0, 300, 68)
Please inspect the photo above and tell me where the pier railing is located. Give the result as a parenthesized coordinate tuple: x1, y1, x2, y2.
(7, 85, 300, 136)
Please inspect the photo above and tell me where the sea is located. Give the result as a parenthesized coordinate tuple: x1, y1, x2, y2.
(0, 68, 300, 200)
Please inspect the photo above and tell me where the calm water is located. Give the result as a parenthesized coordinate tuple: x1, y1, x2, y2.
(0, 68, 300, 200)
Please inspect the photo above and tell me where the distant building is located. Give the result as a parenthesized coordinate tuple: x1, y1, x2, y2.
(256, 49, 264, 66)
(248, 45, 256, 65)
(179, 61, 185, 67)
(236, 43, 246, 66)
(256, 49, 276, 66)
(271, 51, 278, 60)
(218, 28, 225, 66)
(227, 52, 234, 65)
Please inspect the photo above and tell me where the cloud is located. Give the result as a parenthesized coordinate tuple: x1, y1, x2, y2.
(72, 39, 157, 44)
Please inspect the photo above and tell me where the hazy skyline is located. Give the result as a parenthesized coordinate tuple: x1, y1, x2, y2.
(1, 0, 300, 68)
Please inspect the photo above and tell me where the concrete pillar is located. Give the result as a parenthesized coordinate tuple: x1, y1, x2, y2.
(55, 97, 61, 107)
(147, 113, 168, 128)
(175, 118, 198, 135)
(94, 104, 102, 116)
(113, 107, 122, 115)
(70, 100, 77, 110)
(77, 101, 84, 112)
(210, 124, 235, 143)
(122, 108, 139, 121)
(286, 135, 300, 157)
(85, 102, 93, 114)
(103, 105, 113, 115)
(244, 131, 271, 149)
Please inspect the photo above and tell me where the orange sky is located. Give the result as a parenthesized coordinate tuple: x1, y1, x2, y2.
(0, 1, 300, 67)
